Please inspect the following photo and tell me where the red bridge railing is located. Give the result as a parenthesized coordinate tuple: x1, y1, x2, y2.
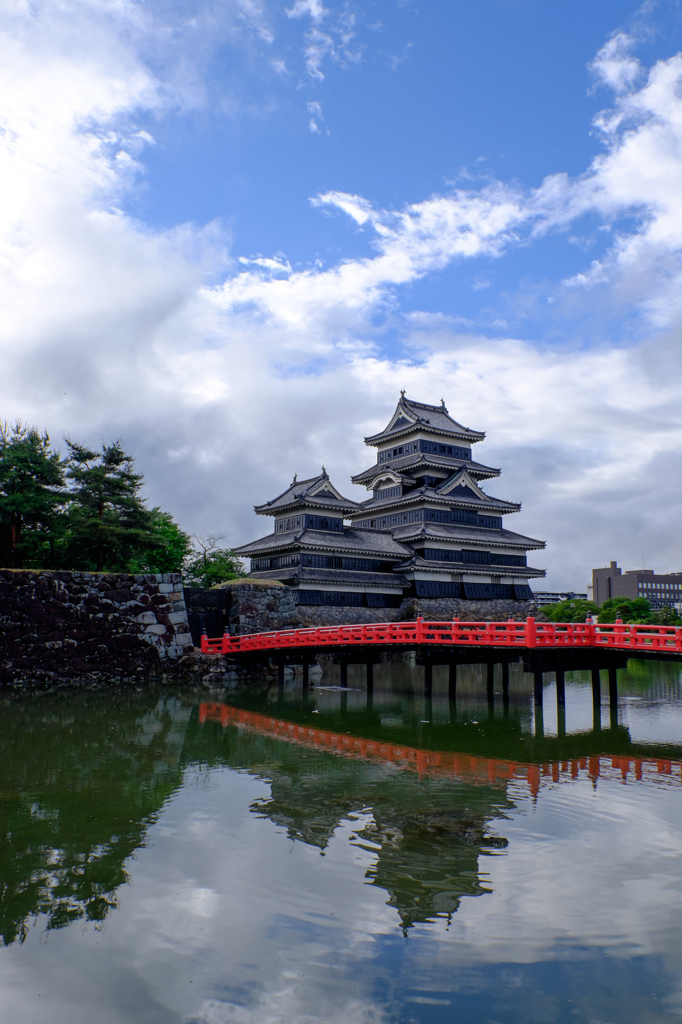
(200, 617, 682, 656)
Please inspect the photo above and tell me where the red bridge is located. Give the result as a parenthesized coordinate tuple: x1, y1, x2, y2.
(200, 617, 682, 657)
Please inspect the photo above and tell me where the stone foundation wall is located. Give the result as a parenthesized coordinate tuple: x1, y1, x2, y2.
(221, 581, 537, 633)
(0, 569, 194, 687)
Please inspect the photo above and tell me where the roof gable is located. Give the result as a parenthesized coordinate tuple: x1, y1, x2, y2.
(365, 393, 485, 445)
(254, 470, 360, 515)
(437, 469, 487, 500)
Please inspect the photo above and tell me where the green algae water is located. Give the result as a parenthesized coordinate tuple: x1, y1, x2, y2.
(2, 659, 682, 1023)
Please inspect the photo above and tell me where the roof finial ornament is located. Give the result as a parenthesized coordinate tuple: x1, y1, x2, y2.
(441, 397, 445, 407)
(321, 464, 327, 476)
(292, 473, 297, 484)
(400, 388, 406, 397)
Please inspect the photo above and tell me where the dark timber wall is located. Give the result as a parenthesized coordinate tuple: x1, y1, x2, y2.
(0, 569, 194, 687)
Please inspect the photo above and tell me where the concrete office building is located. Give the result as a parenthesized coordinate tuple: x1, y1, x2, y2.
(592, 561, 682, 610)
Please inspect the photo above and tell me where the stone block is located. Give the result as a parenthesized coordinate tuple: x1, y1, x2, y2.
(144, 624, 166, 635)
(136, 611, 157, 625)
(174, 632, 193, 646)
(158, 583, 174, 594)
(168, 610, 188, 625)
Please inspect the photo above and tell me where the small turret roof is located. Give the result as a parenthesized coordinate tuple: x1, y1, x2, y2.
(364, 394, 485, 447)
(254, 470, 361, 516)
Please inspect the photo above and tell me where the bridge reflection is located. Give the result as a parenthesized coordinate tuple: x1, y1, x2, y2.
(199, 700, 682, 799)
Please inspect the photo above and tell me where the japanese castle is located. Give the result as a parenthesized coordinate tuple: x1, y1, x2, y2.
(234, 395, 545, 607)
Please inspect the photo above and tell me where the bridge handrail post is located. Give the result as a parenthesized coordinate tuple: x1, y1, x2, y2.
(525, 616, 536, 648)
(416, 617, 424, 644)
(585, 614, 596, 646)
(200, 630, 208, 654)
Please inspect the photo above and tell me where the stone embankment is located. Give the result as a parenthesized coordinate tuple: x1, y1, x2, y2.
(0, 569, 194, 687)
(0, 571, 542, 690)
(219, 579, 538, 633)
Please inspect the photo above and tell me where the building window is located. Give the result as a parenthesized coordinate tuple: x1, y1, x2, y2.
(374, 485, 402, 500)
(304, 515, 343, 532)
(275, 515, 304, 534)
(356, 509, 503, 531)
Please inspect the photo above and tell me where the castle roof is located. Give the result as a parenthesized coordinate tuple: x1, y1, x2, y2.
(254, 470, 361, 516)
(351, 451, 500, 486)
(391, 553, 546, 579)
(248, 567, 408, 588)
(391, 521, 546, 550)
(234, 526, 412, 559)
(357, 470, 521, 515)
(365, 394, 485, 447)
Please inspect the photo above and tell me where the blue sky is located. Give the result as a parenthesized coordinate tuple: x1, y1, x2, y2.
(2, 0, 682, 588)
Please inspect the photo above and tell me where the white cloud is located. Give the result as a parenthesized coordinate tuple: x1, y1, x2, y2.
(286, 1, 361, 80)
(590, 31, 641, 93)
(286, 0, 328, 23)
(2, 7, 682, 587)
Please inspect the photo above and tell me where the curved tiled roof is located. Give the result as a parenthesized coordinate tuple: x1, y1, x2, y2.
(365, 395, 485, 446)
(357, 484, 520, 514)
(391, 522, 546, 550)
(248, 567, 408, 588)
(254, 471, 360, 516)
(351, 452, 500, 485)
(234, 527, 412, 558)
(391, 554, 546, 579)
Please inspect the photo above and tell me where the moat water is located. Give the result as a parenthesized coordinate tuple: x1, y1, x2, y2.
(2, 658, 682, 1023)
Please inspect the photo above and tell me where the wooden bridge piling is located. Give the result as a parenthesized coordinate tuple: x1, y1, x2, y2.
(535, 705, 544, 739)
(502, 662, 509, 708)
(448, 662, 457, 699)
(424, 662, 433, 698)
(487, 662, 495, 705)
(592, 667, 602, 731)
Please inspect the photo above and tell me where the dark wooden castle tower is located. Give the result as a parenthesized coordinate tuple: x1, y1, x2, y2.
(234, 394, 545, 609)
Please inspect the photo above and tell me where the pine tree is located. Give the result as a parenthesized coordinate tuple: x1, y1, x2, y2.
(0, 422, 67, 568)
(64, 440, 157, 572)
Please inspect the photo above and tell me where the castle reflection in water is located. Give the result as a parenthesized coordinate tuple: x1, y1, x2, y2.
(1, 657, 681, 943)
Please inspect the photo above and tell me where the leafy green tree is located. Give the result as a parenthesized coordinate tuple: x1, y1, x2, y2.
(183, 536, 246, 588)
(648, 605, 682, 626)
(539, 598, 599, 622)
(597, 597, 652, 623)
(0, 422, 67, 568)
(127, 508, 192, 574)
(64, 440, 158, 572)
